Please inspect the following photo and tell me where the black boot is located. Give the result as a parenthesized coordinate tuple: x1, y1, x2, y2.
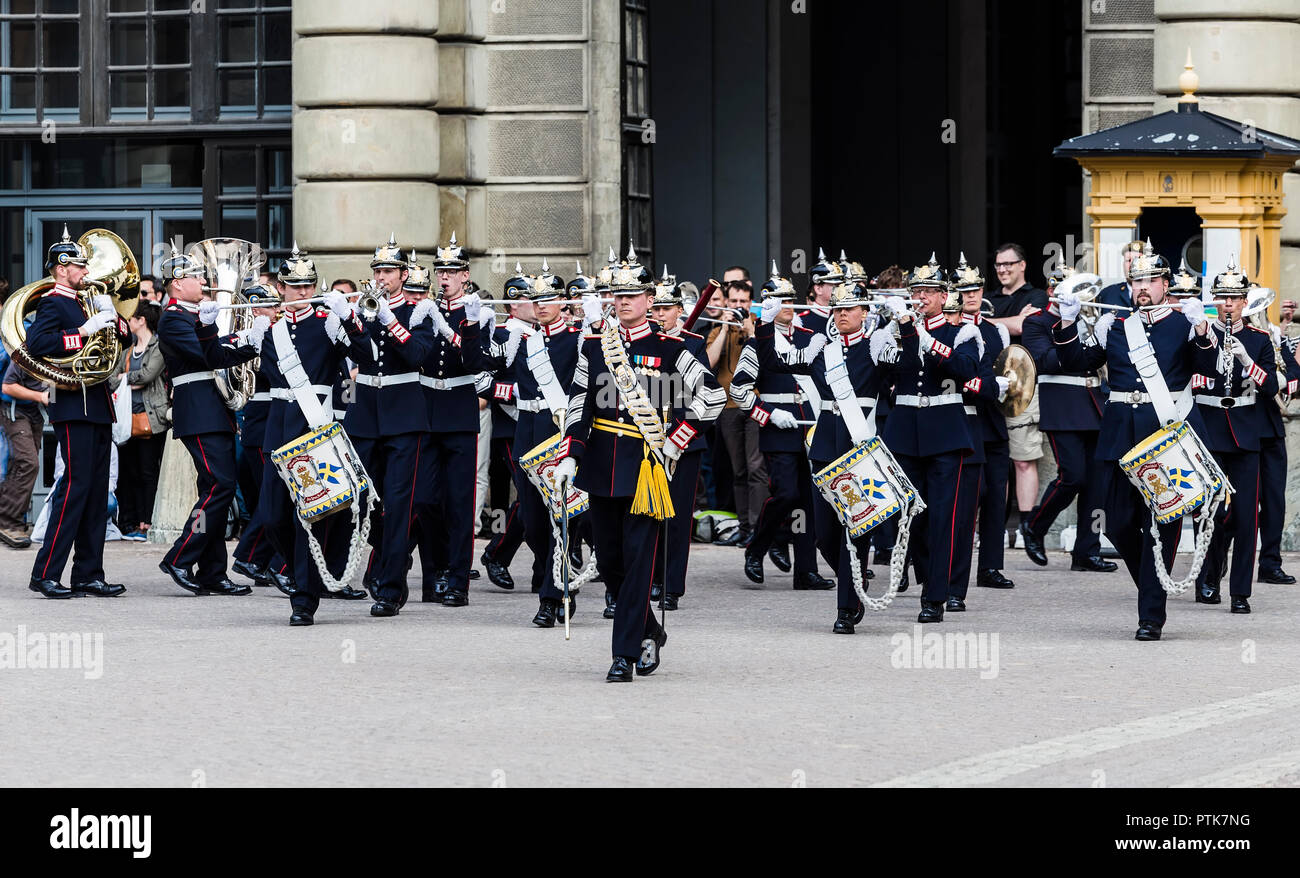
(1071, 555, 1118, 572)
(1230, 596, 1251, 614)
(606, 657, 634, 682)
(793, 571, 834, 590)
(29, 578, 73, 599)
(768, 544, 792, 573)
(1019, 520, 1048, 567)
(603, 592, 616, 619)
(918, 601, 944, 623)
(832, 608, 856, 635)
(945, 596, 966, 612)
(557, 593, 576, 623)
(977, 569, 1015, 589)
(743, 552, 764, 585)
(481, 551, 514, 590)
(532, 598, 559, 628)
(1196, 583, 1221, 604)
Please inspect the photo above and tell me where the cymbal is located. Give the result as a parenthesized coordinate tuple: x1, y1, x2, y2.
(995, 343, 1037, 418)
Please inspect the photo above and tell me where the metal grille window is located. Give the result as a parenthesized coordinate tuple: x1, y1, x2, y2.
(215, 0, 290, 118)
(621, 0, 652, 264)
(205, 140, 292, 265)
(0, 0, 81, 122)
(106, 0, 193, 119)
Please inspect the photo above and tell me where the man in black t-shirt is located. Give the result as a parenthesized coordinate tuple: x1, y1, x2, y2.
(986, 243, 1048, 560)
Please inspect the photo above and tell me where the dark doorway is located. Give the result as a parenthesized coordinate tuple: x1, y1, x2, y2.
(1138, 207, 1203, 273)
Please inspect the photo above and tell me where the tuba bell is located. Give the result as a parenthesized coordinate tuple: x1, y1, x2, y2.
(0, 228, 140, 389)
(185, 238, 267, 410)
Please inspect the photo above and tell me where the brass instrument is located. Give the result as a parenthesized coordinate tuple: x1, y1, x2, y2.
(1242, 286, 1290, 405)
(357, 282, 382, 322)
(185, 238, 266, 410)
(0, 228, 140, 389)
(1049, 272, 1104, 344)
(994, 344, 1037, 417)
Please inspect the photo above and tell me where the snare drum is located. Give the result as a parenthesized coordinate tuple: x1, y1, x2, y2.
(271, 421, 371, 524)
(1118, 420, 1229, 524)
(812, 437, 923, 538)
(519, 433, 589, 522)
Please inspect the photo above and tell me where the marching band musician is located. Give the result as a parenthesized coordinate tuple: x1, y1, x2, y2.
(487, 262, 589, 627)
(231, 283, 293, 594)
(1255, 292, 1300, 585)
(477, 269, 535, 592)
(410, 235, 494, 608)
(26, 226, 132, 599)
(257, 253, 371, 625)
(876, 255, 982, 624)
(1190, 261, 1277, 614)
(648, 266, 712, 610)
(551, 248, 725, 681)
(733, 263, 835, 594)
(797, 248, 844, 337)
(949, 255, 1014, 608)
(1018, 265, 1116, 574)
(156, 246, 267, 597)
(1052, 243, 1216, 641)
(345, 236, 436, 617)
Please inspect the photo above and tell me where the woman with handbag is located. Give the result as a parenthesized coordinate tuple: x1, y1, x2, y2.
(118, 300, 171, 541)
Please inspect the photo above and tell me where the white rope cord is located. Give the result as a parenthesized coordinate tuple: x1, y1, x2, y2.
(304, 492, 375, 592)
(550, 519, 598, 595)
(847, 497, 920, 612)
(1147, 490, 1225, 596)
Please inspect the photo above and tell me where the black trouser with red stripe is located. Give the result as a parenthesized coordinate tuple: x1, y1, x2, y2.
(233, 444, 284, 573)
(808, 464, 873, 612)
(484, 438, 525, 565)
(975, 439, 1009, 571)
(589, 494, 665, 660)
(651, 448, 703, 597)
(166, 432, 239, 584)
(515, 452, 558, 598)
(1197, 449, 1260, 598)
(1026, 429, 1104, 561)
(1102, 464, 1180, 628)
(32, 421, 111, 586)
(896, 450, 966, 603)
(1257, 434, 1286, 573)
(412, 430, 478, 596)
(948, 459, 985, 600)
(746, 450, 819, 584)
(354, 431, 423, 605)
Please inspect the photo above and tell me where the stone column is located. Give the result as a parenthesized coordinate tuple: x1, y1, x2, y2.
(1154, 1, 1300, 549)
(147, 435, 197, 546)
(436, 0, 621, 295)
(1153, 0, 1300, 297)
(291, 0, 441, 284)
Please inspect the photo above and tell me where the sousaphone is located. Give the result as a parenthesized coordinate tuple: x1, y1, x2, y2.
(0, 228, 140, 388)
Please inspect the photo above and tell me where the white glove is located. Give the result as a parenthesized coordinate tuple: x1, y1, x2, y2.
(663, 440, 683, 463)
(1182, 297, 1206, 327)
(237, 327, 266, 352)
(461, 293, 482, 323)
(93, 294, 114, 314)
(1056, 291, 1082, 323)
(504, 328, 524, 365)
(886, 296, 911, 321)
(553, 456, 577, 486)
(805, 334, 828, 359)
(198, 300, 220, 326)
(251, 315, 270, 335)
(917, 325, 935, 354)
(995, 376, 1011, 401)
(324, 291, 354, 320)
(760, 297, 783, 324)
(79, 310, 117, 336)
(581, 294, 603, 329)
(1226, 335, 1253, 367)
(769, 408, 799, 429)
(376, 298, 395, 326)
(430, 304, 455, 340)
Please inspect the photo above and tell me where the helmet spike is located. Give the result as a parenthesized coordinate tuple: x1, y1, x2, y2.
(61, 224, 71, 243)
(608, 246, 617, 263)
(626, 241, 638, 263)
(541, 257, 550, 273)
(817, 247, 827, 261)
(838, 249, 848, 262)
(514, 261, 524, 274)
(449, 231, 458, 246)
(770, 258, 780, 278)
(575, 260, 583, 275)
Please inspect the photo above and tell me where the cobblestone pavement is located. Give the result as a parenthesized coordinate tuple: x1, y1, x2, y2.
(2, 539, 1297, 787)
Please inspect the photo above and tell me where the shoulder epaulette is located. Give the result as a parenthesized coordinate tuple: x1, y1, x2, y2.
(1245, 324, 1270, 335)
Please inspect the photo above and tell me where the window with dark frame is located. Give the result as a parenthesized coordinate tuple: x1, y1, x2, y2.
(0, 0, 291, 126)
(206, 139, 292, 267)
(621, 0, 652, 267)
(0, 0, 81, 122)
